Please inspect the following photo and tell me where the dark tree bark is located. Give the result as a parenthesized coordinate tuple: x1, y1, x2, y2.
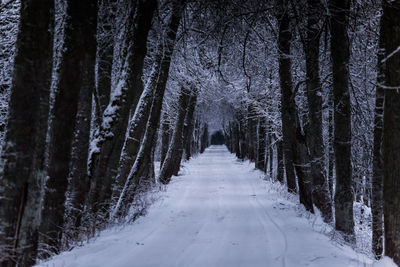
(303, 0, 332, 222)
(256, 115, 266, 171)
(230, 124, 235, 153)
(66, 70, 95, 235)
(268, 133, 274, 179)
(40, 0, 98, 256)
(113, 85, 154, 191)
(233, 122, 241, 158)
(191, 118, 199, 156)
(277, 1, 314, 211)
(0, 1, 54, 265)
(277, 139, 284, 184)
(88, 0, 157, 216)
(329, 0, 355, 241)
(247, 103, 257, 161)
(327, 91, 334, 198)
(160, 112, 171, 166)
(159, 87, 192, 184)
(94, 0, 116, 124)
(67, 1, 99, 233)
(277, 0, 296, 193)
(112, 49, 162, 202)
(371, 14, 385, 259)
(184, 91, 198, 161)
(382, 0, 400, 264)
(200, 123, 209, 154)
(112, 0, 186, 219)
(224, 125, 233, 152)
(294, 122, 314, 213)
(238, 119, 246, 159)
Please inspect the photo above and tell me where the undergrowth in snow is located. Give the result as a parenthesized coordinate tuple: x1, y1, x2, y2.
(255, 167, 373, 256)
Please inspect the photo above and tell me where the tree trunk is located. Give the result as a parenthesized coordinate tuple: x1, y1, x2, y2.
(66, 73, 94, 236)
(224, 125, 233, 152)
(200, 123, 209, 154)
(277, 139, 284, 184)
(88, 0, 157, 217)
(371, 14, 385, 259)
(112, 51, 162, 203)
(112, 0, 186, 219)
(277, 0, 296, 193)
(382, 1, 400, 264)
(329, 0, 355, 241)
(39, 0, 98, 257)
(94, 0, 116, 124)
(256, 115, 266, 171)
(160, 112, 171, 166)
(304, 0, 332, 222)
(234, 122, 241, 158)
(184, 91, 198, 161)
(67, 6, 98, 232)
(328, 91, 334, 198)
(191, 119, 201, 156)
(0, 1, 53, 265)
(268, 133, 274, 179)
(294, 122, 314, 213)
(159, 87, 192, 184)
(247, 103, 257, 161)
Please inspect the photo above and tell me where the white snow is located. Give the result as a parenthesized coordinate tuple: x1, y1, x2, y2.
(36, 146, 395, 267)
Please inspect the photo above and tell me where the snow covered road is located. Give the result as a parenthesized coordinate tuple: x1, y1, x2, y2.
(37, 146, 377, 267)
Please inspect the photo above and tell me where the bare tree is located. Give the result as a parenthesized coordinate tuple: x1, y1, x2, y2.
(0, 1, 54, 265)
(95, 0, 117, 124)
(88, 0, 157, 217)
(183, 91, 198, 161)
(112, 0, 187, 218)
(329, 0, 355, 241)
(159, 86, 192, 184)
(256, 115, 266, 171)
(277, 0, 297, 193)
(40, 0, 98, 256)
(160, 112, 171, 165)
(371, 13, 385, 259)
(303, 0, 332, 222)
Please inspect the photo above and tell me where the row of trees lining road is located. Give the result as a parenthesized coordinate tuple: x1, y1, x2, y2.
(0, 0, 400, 266)
(219, 0, 400, 264)
(0, 0, 211, 265)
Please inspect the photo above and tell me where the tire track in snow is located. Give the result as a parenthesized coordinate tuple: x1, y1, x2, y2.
(244, 168, 288, 267)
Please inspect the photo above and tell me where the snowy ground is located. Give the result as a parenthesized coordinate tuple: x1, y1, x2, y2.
(37, 146, 395, 267)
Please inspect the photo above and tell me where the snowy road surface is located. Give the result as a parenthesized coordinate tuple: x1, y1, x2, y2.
(38, 146, 379, 267)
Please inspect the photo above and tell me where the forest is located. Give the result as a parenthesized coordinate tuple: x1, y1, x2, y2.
(0, 0, 399, 266)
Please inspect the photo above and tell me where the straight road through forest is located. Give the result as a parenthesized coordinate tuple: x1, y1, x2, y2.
(38, 146, 373, 267)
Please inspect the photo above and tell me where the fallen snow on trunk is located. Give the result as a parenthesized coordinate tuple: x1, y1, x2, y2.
(37, 146, 394, 267)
